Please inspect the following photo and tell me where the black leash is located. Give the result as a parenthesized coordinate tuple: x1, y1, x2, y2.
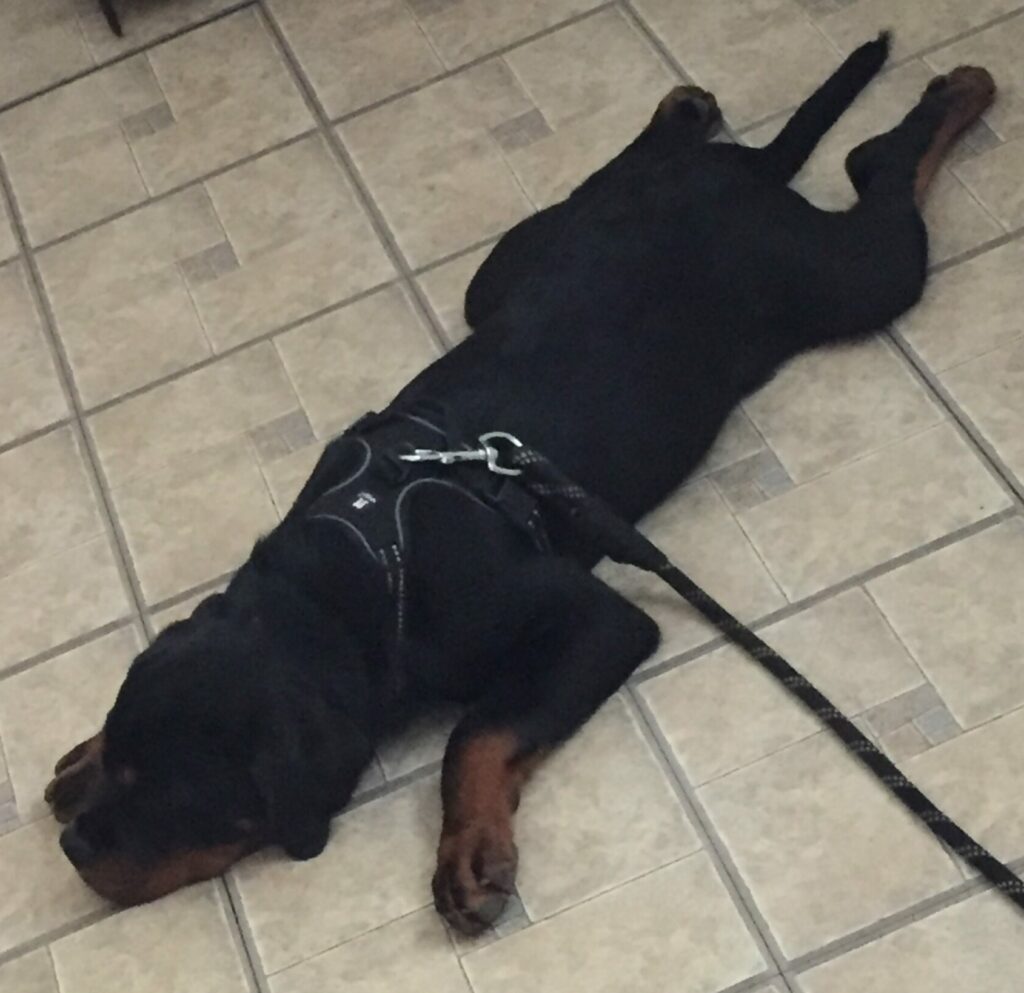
(500, 443, 1024, 914)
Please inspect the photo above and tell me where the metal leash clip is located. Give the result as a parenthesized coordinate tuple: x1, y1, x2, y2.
(399, 432, 523, 476)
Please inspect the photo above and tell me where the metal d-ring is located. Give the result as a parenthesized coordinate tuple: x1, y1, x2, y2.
(479, 432, 523, 476)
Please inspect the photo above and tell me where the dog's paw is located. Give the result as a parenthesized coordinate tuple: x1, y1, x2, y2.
(432, 820, 518, 936)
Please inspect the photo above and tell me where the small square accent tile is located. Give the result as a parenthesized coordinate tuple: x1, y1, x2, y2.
(234, 775, 440, 974)
(275, 285, 440, 439)
(880, 721, 931, 762)
(737, 424, 1009, 601)
(500, 10, 676, 207)
(514, 695, 700, 920)
(641, 588, 925, 784)
(799, 891, 1024, 992)
(120, 100, 176, 141)
(128, 10, 313, 194)
(0, 261, 67, 447)
(178, 241, 240, 288)
(490, 109, 554, 153)
(914, 704, 963, 746)
(862, 683, 944, 737)
(712, 449, 795, 513)
(0, 816, 106, 957)
(0, 626, 141, 826)
(268, 0, 444, 119)
(462, 855, 768, 993)
(869, 520, 1024, 729)
(897, 236, 1024, 374)
(744, 61, 1004, 264)
(416, 244, 494, 345)
(699, 732, 961, 958)
(39, 186, 225, 407)
(270, 908, 470, 993)
(0, 948, 58, 993)
(412, 0, 605, 68)
(696, 408, 767, 476)
(50, 882, 251, 993)
(598, 478, 787, 664)
(633, 0, 840, 129)
(196, 136, 396, 350)
(341, 60, 534, 266)
(249, 410, 317, 464)
(0, 428, 129, 673)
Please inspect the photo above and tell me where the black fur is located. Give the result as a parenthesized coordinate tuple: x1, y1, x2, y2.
(55, 35, 984, 921)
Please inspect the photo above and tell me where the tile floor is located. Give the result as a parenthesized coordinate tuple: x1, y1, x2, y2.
(0, 0, 1023, 990)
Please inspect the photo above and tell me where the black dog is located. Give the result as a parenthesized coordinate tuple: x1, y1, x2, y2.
(46, 36, 994, 935)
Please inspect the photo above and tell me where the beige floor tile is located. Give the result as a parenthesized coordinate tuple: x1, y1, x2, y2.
(925, 14, 1024, 145)
(271, 908, 469, 993)
(0, 627, 140, 826)
(700, 732, 961, 958)
(598, 479, 787, 664)
(197, 137, 394, 350)
(275, 285, 440, 439)
(815, 0, 1022, 61)
(74, 0, 240, 63)
(149, 586, 226, 632)
(0, 816, 106, 957)
(234, 776, 440, 974)
(897, 237, 1024, 373)
(745, 61, 1004, 264)
(800, 891, 1024, 992)
(131, 10, 312, 193)
(340, 62, 534, 266)
(0, 56, 158, 245)
(745, 338, 941, 483)
(0, 262, 67, 447)
(954, 136, 1024, 230)
(262, 441, 325, 516)
(112, 437, 279, 603)
(416, 245, 493, 345)
(634, 0, 840, 129)
(906, 707, 1024, 865)
(50, 883, 250, 993)
(698, 409, 768, 477)
(738, 424, 1009, 601)
(0, 428, 128, 672)
(0, 948, 58, 993)
(414, 0, 603, 67)
(501, 10, 675, 207)
(268, 0, 443, 119)
(90, 343, 299, 488)
(0, 195, 18, 263)
(464, 855, 767, 993)
(0, 0, 92, 108)
(868, 521, 1024, 729)
(942, 337, 1024, 484)
(39, 187, 224, 407)
(377, 706, 461, 780)
(641, 588, 925, 785)
(515, 695, 699, 919)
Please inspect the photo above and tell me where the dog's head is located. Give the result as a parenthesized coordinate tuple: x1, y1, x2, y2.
(46, 556, 376, 905)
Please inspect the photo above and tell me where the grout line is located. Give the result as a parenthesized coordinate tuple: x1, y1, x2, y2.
(624, 691, 792, 972)
(0, 1, 257, 117)
(328, 1, 620, 129)
(0, 417, 73, 458)
(929, 225, 1024, 274)
(631, 507, 1017, 685)
(32, 128, 318, 256)
(0, 908, 113, 970)
(0, 155, 150, 638)
(886, 330, 1024, 507)
(221, 876, 272, 993)
(0, 618, 134, 686)
(255, 3, 450, 353)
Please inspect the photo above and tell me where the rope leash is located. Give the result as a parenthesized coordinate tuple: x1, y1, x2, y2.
(506, 444, 1024, 914)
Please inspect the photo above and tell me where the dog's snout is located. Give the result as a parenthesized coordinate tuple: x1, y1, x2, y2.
(60, 824, 97, 869)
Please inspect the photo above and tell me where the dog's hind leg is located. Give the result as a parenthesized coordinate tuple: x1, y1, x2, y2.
(758, 32, 891, 183)
(431, 559, 659, 935)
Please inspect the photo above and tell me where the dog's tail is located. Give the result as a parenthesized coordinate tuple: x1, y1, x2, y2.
(762, 32, 891, 182)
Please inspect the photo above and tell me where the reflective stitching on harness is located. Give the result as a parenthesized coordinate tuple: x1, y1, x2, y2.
(393, 476, 496, 554)
(307, 511, 378, 563)
(315, 437, 372, 503)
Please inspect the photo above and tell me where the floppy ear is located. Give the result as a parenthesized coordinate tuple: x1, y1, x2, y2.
(252, 707, 373, 861)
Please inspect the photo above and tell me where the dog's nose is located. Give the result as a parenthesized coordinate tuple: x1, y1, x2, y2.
(60, 824, 97, 868)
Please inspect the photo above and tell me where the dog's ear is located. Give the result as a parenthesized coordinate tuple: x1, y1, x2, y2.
(252, 706, 372, 861)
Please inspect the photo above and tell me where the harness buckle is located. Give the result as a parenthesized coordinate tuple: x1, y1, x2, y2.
(398, 432, 524, 476)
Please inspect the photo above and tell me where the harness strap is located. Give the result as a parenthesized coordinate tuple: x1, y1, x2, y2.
(507, 444, 1024, 916)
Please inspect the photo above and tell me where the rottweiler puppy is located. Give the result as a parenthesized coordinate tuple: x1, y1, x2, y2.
(46, 35, 994, 935)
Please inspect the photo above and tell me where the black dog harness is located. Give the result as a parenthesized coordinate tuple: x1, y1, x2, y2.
(314, 408, 1024, 917)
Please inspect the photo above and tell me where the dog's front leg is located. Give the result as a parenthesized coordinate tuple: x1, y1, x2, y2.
(431, 559, 659, 935)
